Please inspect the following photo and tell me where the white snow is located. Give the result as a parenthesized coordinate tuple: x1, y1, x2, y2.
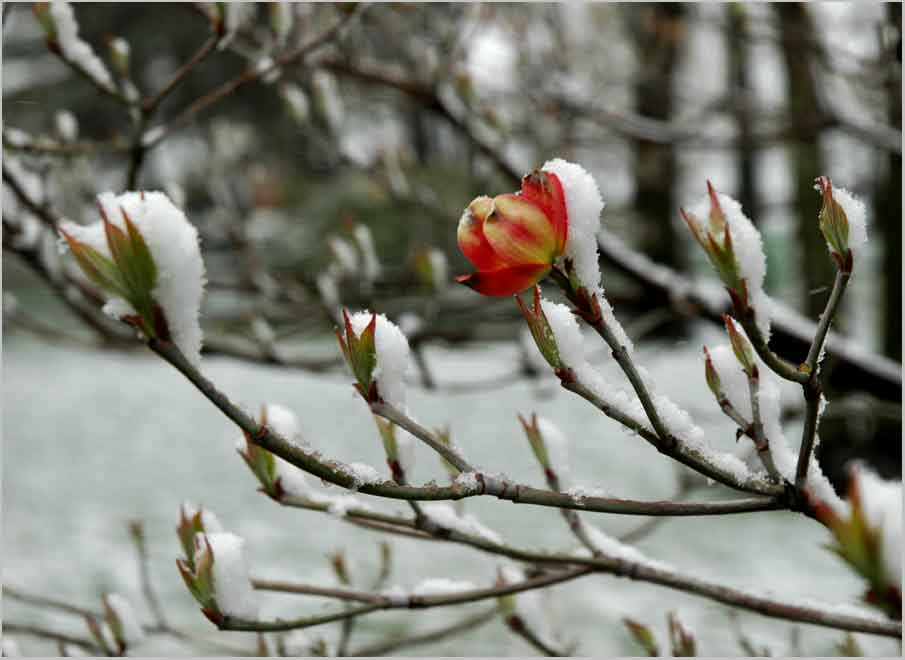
(105, 593, 145, 646)
(345, 461, 383, 488)
(54, 110, 78, 142)
(353, 224, 381, 283)
(706, 340, 844, 506)
(328, 236, 358, 275)
(281, 84, 310, 123)
(427, 248, 448, 291)
(347, 312, 412, 409)
(282, 630, 314, 656)
(541, 158, 604, 295)
(316, 273, 340, 313)
(829, 185, 869, 268)
(421, 502, 503, 545)
(181, 502, 224, 534)
(411, 577, 476, 596)
(582, 524, 655, 565)
(686, 191, 773, 338)
(536, 417, 569, 481)
(4, 127, 32, 148)
(854, 468, 902, 587)
(396, 428, 417, 476)
(312, 70, 344, 132)
(218, 2, 253, 50)
(204, 532, 259, 620)
(1, 638, 22, 657)
(453, 470, 481, 492)
(49, 1, 115, 92)
(60, 192, 206, 366)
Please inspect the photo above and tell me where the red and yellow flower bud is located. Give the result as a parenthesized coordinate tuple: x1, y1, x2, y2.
(456, 170, 568, 297)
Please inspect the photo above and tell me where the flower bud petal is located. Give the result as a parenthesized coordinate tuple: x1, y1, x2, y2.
(456, 263, 551, 297)
(457, 196, 503, 271)
(520, 170, 568, 255)
(483, 193, 557, 266)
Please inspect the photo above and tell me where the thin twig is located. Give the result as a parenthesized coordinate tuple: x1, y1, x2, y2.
(2, 622, 99, 653)
(370, 401, 474, 473)
(348, 606, 498, 656)
(142, 34, 218, 114)
(128, 521, 168, 628)
(746, 369, 782, 481)
(506, 614, 568, 656)
(795, 271, 849, 492)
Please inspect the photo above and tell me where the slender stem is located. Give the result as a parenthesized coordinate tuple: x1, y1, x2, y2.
(2, 134, 130, 155)
(151, 337, 780, 515)
(3, 585, 98, 619)
(349, 607, 498, 656)
(747, 371, 783, 481)
(563, 379, 785, 498)
(506, 614, 567, 656)
(143, 34, 218, 114)
(250, 579, 385, 604)
(735, 305, 808, 384)
(129, 521, 168, 628)
(1, 622, 99, 652)
(370, 401, 474, 473)
(796, 271, 849, 491)
(144, 5, 367, 149)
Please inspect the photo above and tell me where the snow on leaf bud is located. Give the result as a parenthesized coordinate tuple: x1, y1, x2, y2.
(336, 309, 378, 401)
(238, 406, 279, 498)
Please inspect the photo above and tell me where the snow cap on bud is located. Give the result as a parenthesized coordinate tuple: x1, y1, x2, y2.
(178, 532, 259, 624)
(681, 182, 746, 308)
(336, 310, 411, 408)
(60, 202, 161, 340)
(177, 503, 223, 569)
(518, 412, 550, 471)
(59, 191, 206, 365)
(456, 167, 569, 297)
(724, 315, 757, 378)
(337, 310, 378, 401)
(517, 285, 563, 372)
(108, 37, 130, 77)
(682, 181, 772, 337)
(812, 466, 902, 618)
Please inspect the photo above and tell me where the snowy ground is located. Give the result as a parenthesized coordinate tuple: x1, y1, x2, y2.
(3, 327, 900, 656)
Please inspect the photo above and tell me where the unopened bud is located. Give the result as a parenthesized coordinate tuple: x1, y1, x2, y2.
(623, 618, 659, 656)
(109, 37, 131, 77)
(703, 347, 723, 401)
(238, 406, 280, 498)
(328, 550, 351, 585)
(816, 176, 852, 272)
(723, 316, 756, 378)
(336, 310, 378, 401)
(177, 534, 218, 621)
(516, 286, 563, 371)
(667, 612, 696, 657)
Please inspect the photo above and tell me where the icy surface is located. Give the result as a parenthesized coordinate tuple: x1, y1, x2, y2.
(411, 578, 476, 596)
(60, 191, 206, 366)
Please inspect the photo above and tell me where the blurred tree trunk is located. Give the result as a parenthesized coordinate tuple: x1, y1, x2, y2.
(877, 2, 902, 361)
(774, 4, 835, 321)
(727, 4, 757, 222)
(630, 4, 686, 332)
